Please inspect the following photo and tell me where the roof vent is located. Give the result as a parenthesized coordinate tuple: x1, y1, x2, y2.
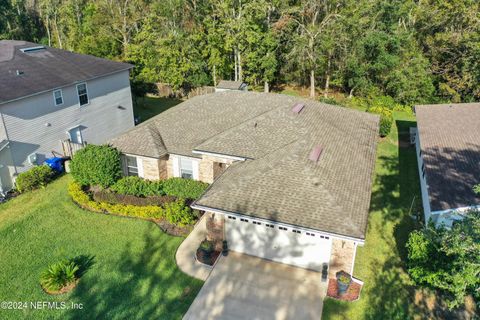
(309, 145, 323, 162)
(292, 103, 305, 114)
(20, 46, 46, 53)
(16, 70, 24, 76)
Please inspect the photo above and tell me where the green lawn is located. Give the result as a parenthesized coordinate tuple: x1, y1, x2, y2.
(323, 111, 424, 319)
(0, 176, 203, 320)
(133, 96, 182, 123)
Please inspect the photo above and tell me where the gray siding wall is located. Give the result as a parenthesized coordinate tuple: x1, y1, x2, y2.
(415, 131, 432, 224)
(0, 70, 134, 175)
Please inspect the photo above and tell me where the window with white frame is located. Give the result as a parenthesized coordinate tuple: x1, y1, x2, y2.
(179, 157, 193, 179)
(125, 155, 139, 176)
(76, 83, 89, 106)
(53, 89, 63, 106)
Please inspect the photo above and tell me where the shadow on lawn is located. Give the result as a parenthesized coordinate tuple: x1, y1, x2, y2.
(363, 120, 421, 319)
(66, 229, 201, 320)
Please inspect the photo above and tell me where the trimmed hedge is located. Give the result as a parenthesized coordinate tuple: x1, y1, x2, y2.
(162, 178, 209, 199)
(111, 176, 208, 200)
(110, 176, 165, 197)
(16, 165, 55, 193)
(69, 182, 197, 226)
(70, 145, 122, 188)
(368, 106, 393, 137)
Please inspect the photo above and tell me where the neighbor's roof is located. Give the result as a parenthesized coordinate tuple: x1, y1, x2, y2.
(415, 103, 480, 212)
(0, 40, 132, 104)
(216, 80, 247, 90)
(111, 92, 379, 239)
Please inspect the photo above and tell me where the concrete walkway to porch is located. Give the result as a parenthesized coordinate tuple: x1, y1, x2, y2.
(175, 215, 212, 281)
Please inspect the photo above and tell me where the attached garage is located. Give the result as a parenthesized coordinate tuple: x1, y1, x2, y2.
(225, 215, 332, 271)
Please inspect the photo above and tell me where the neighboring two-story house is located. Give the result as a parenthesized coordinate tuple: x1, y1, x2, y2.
(415, 103, 480, 227)
(110, 91, 379, 278)
(0, 40, 135, 195)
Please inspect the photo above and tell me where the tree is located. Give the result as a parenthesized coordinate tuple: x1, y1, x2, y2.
(406, 211, 480, 309)
(282, 0, 340, 98)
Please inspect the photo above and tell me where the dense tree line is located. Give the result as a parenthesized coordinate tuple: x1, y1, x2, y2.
(1, 0, 479, 105)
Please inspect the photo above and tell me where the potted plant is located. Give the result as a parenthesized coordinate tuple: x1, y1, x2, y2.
(336, 271, 352, 295)
(222, 240, 228, 256)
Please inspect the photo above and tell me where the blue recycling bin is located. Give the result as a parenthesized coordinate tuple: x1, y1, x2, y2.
(44, 157, 65, 173)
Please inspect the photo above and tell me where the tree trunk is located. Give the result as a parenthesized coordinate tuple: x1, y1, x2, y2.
(324, 56, 331, 98)
(310, 69, 315, 98)
(264, 81, 269, 93)
(212, 65, 217, 86)
(238, 50, 242, 81)
(349, 88, 354, 98)
(234, 48, 238, 81)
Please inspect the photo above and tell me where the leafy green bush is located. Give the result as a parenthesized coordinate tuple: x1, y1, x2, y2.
(16, 165, 55, 193)
(199, 239, 214, 253)
(70, 145, 122, 188)
(111, 176, 165, 197)
(111, 176, 208, 199)
(40, 259, 79, 293)
(164, 198, 196, 226)
(162, 178, 208, 199)
(368, 106, 393, 137)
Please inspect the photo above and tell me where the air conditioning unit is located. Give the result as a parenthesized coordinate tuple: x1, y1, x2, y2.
(28, 153, 38, 165)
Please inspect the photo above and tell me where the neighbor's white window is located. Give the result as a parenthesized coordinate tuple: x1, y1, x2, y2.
(125, 155, 139, 176)
(179, 157, 194, 179)
(76, 83, 89, 106)
(53, 89, 63, 106)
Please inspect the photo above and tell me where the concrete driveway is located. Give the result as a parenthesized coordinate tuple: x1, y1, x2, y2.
(183, 252, 327, 320)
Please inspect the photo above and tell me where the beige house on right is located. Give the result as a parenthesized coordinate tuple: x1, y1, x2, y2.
(110, 91, 379, 279)
(415, 103, 480, 227)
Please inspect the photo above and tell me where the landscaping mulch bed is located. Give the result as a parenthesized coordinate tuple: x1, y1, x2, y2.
(195, 248, 221, 266)
(326, 278, 363, 301)
(155, 219, 193, 237)
(42, 279, 78, 295)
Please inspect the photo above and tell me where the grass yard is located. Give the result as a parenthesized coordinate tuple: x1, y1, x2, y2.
(133, 96, 182, 123)
(323, 111, 425, 319)
(0, 176, 203, 320)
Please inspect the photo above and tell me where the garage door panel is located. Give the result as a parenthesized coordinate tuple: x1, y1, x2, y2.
(226, 217, 332, 271)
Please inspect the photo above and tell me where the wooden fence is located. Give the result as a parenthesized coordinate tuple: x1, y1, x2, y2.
(61, 139, 86, 158)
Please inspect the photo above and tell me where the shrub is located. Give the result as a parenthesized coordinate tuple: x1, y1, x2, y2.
(16, 165, 55, 193)
(162, 178, 208, 199)
(199, 239, 214, 253)
(111, 176, 165, 197)
(368, 106, 393, 137)
(69, 182, 197, 225)
(70, 145, 122, 188)
(40, 259, 79, 293)
(164, 198, 196, 226)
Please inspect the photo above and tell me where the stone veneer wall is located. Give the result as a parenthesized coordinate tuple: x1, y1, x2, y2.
(165, 154, 234, 183)
(328, 238, 356, 278)
(141, 156, 167, 180)
(205, 212, 225, 250)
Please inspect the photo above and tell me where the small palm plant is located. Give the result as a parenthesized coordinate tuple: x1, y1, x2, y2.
(40, 260, 79, 293)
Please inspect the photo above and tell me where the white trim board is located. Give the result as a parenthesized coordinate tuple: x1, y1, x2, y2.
(191, 203, 365, 245)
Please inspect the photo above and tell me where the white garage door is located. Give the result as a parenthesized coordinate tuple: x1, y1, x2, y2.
(225, 215, 332, 271)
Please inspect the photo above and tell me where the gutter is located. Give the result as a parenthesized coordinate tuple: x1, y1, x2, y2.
(191, 203, 366, 245)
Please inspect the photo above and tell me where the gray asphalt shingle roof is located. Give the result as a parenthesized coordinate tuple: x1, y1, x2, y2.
(111, 92, 379, 239)
(216, 80, 247, 90)
(0, 40, 132, 104)
(415, 103, 480, 211)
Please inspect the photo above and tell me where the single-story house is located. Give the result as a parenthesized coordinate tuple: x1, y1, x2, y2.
(415, 103, 480, 227)
(110, 92, 379, 277)
(215, 80, 248, 92)
(0, 40, 135, 195)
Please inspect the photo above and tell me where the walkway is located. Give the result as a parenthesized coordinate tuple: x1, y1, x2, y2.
(176, 215, 212, 281)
